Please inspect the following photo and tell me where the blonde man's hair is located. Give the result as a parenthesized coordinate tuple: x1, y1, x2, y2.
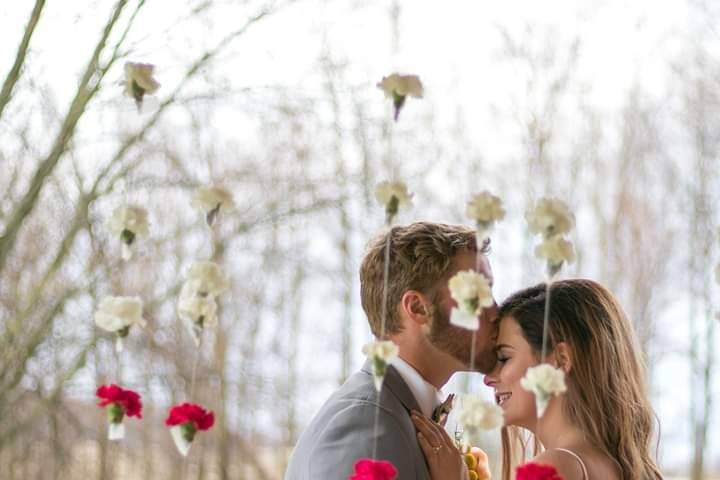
(359, 222, 486, 337)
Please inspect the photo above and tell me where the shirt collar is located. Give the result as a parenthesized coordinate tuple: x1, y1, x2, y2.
(390, 356, 444, 418)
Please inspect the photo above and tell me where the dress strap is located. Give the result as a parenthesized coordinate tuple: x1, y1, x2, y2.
(554, 448, 589, 480)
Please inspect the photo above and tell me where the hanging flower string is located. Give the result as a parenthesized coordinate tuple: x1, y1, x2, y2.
(166, 402, 215, 457)
(109, 206, 149, 261)
(377, 73, 424, 121)
(521, 197, 575, 419)
(96, 384, 142, 440)
(94, 296, 146, 353)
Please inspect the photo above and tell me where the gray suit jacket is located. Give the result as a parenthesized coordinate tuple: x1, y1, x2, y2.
(285, 361, 431, 480)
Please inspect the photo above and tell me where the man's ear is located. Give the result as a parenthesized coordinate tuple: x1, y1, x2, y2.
(554, 342, 573, 373)
(400, 290, 432, 326)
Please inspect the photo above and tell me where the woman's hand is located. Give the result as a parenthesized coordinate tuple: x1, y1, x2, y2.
(411, 410, 469, 480)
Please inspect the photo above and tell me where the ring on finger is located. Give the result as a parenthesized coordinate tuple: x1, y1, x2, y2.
(433, 445, 442, 455)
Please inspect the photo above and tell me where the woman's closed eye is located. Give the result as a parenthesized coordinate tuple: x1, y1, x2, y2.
(496, 354, 510, 364)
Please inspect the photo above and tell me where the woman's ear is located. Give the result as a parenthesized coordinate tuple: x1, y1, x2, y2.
(554, 342, 573, 373)
(400, 290, 432, 326)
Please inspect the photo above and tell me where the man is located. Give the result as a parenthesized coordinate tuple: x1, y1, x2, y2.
(285, 222, 498, 479)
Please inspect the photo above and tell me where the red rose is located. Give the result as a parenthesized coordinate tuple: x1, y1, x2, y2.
(349, 458, 398, 480)
(516, 462, 564, 480)
(165, 403, 214, 431)
(96, 384, 142, 418)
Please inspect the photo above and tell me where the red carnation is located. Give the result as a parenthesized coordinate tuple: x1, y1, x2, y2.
(166, 402, 214, 455)
(349, 458, 398, 480)
(516, 462, 564, 480)
(165, 402, 214, 430)
(96, 384, 143, 419)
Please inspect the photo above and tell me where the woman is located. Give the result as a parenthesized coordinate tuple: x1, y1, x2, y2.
(412, 279, 663, 480)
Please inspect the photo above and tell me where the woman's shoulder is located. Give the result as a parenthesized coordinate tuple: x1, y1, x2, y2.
(531, 446, 621, 480)
(530, 449, 587, 480)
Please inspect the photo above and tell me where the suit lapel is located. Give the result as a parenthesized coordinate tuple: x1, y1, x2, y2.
(361, 360, 421, 414)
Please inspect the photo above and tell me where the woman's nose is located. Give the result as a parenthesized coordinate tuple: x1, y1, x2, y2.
(484, 372, 498, 388)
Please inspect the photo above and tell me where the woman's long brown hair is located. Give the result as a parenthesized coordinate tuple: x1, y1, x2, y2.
(498, 279, 663, 480)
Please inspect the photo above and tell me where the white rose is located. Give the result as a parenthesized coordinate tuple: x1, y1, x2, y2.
(375, 181, 413, 218)
(363, 340, 399, 391)
(525, 197, 575, 238)
(125, 62, 160, 106)
(466, 191, 506, 225)
(520, 364, 567, 417)
(362, 340, 399, 361)
(448, 270, 494, 313)
(94, 296, 146, 333)
(177, 282, 219, 328)
(535, 236, 576, 267)
(458, 394, 503, 432)
(109, 206, 149, 239)
(376, 73, 424, 99)
(191, 186, 234, 213)
(185, 261, 229, 297)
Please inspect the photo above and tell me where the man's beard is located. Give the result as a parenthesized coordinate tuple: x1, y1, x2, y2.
(427, 302, 497, 374)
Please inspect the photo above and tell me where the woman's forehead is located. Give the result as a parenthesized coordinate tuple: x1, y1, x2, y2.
(497, 315, 523, 343)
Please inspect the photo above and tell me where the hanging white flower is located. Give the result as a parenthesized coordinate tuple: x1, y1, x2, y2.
(375, 181, 413, 223)
(362, 340, 399, 391)
(94, 296, 146, 352)
(457, 394, 503, 435)
(376, 73, 424, 121)
(109, 206, 149, 260)
(466, 191, 506, 237)
(525, 197, 575, 239)
(185, 262, 229, 298)
(177, 281, 219, 345)
(191, 185, 234, 226)
(520, 364, 567, 418)
(124, 62, 160, 111)
(535, 235, 576, 276)
(448, 270, 494, 330)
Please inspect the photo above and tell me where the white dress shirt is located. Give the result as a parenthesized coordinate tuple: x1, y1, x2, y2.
(390, 356, 444, 418)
